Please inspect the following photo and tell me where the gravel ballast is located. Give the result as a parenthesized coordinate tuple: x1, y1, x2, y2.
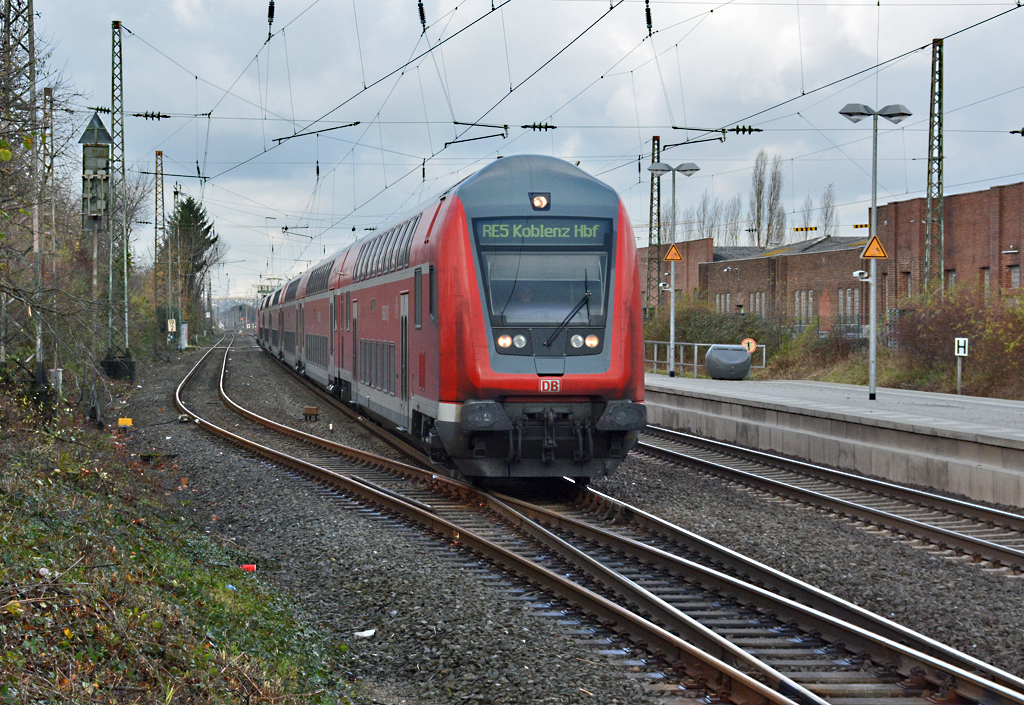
(125, 345, 663, 705)
(126, 340, 1024, 703)
(591, 454, 1024, 679)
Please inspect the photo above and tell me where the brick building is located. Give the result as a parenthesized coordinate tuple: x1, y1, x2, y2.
(637, 237, 712, 309)
(876, 180, 1024, 306)
(699, 237, 869, 332)
(639, 179, 1024, 332)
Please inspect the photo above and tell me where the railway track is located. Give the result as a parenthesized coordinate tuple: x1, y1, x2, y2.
(175, 337, 1024, 705)
(638, 426, 1024, 576)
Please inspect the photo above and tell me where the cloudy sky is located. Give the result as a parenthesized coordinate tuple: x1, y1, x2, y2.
(40, 0, 1024, 298)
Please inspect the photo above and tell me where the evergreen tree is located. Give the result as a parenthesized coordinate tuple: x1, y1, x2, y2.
(161, 196, 223, 333)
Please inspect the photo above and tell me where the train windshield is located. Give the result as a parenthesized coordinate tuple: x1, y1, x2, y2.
(474, 217, 612, 326)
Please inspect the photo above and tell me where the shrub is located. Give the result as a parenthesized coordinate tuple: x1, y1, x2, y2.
(892, 284, 1024, 398)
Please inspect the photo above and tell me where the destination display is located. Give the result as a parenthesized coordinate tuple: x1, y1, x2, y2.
(474, 217, 611, 247)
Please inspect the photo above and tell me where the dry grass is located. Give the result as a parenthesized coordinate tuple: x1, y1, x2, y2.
(0, 388, 356, 704)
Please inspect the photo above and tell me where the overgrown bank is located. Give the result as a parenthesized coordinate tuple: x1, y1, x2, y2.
(0, 374, 356, 704)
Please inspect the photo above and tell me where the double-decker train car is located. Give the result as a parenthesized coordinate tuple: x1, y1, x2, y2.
(257, 155, 646, 483)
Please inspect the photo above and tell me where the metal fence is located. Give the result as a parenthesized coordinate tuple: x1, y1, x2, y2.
(644, 340, 767, 377)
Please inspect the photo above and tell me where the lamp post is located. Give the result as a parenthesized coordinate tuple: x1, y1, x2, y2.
(648, 161, 699, 376)
(839, 103, 911, 400)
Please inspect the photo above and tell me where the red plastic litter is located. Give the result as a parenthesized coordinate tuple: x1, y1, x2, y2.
(240, 564, 256, 572)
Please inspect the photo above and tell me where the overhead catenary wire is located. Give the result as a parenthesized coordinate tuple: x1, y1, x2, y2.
(122, 1, 1024, 287)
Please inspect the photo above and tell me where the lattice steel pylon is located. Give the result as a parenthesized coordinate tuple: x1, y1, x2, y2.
(0, 0, 36, 376)
(1, 0, 34, 127)
(923, 38, 944, 295)
(109, 19, 129, 351)
(645, 135, 662, 316)
(154, 150, 166, 355)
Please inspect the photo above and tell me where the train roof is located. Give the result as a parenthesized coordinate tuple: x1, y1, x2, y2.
(264, 155, 619, 304)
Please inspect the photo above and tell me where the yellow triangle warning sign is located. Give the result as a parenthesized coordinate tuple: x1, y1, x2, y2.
(663, 244, 684, 262)
(861, 235, 888, 259)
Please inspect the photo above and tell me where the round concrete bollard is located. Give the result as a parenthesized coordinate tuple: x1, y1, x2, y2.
(705, 344, 752, 380)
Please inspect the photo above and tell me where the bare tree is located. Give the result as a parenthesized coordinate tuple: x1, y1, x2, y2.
(766, 155, 786, 246)
(695, 189, 723, 242)
(800, 193, 814, 231)
(819, 182, 838, 237)
(747, 149, 787, 247)
(721, 195, 743, 246)
(747, 150, 767, 246)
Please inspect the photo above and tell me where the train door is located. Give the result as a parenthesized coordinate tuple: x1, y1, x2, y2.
(335, 293, 344, 368)
(400, 293, 409, 405)
(351, 300, 358, 387)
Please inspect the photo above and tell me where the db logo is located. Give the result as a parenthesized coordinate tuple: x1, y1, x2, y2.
(539, 378, 561, 393)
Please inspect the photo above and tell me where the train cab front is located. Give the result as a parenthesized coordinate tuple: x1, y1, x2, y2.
(435, 155, 646, 481)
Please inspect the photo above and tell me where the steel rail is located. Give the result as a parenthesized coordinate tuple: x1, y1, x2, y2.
(638, 433, 1024, 571)
(646, 425, 1024, 532)
(174, 338, 803, 705)
(252, 335, 437, 468)
(495, 491, 1024, 705)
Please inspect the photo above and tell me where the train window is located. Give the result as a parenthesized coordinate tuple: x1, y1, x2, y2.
(360, 237, 374, 281)
(389, 342, 396, 395)
(363, 237, 377, 280)
(377, 341, 383, 390)
(414, 268, 422, 329)
(381, 225, 401, 274)
(373, 232, 387, 277)
(345, 292, 351, 330)
(371, 231, 389, 277)
(361, 237, 376, 281)
(401, 215, 421, 268)
(385, 225, 402, 272)
(480, 252, 607, 325)
(429, 265, 437, 322)
(354, 244, 366, 282)
(388, 221, 408, 272)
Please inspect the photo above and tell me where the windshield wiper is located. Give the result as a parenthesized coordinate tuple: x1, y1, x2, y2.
(543, 290, 591, 348)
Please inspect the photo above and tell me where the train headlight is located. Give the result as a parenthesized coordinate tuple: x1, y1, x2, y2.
(513, 334, 528, 348)
(585, 334, 600, 348)
(570, 334, 584, 348)
(497, 335, 512, 348)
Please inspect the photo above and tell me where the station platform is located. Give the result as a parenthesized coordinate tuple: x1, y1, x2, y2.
(644, 374, 1024, 509)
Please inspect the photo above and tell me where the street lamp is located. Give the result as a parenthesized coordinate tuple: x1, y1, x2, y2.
(648, 161, 700, 377)
(839, 102, 911, 400)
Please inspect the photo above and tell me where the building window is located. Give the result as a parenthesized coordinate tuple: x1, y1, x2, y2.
(903, 272, 912, 298)
(945, 269, 956, 289)
(1011, 265, 1020, 289)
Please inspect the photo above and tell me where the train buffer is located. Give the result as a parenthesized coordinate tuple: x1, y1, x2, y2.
(303, 406, 319, 422)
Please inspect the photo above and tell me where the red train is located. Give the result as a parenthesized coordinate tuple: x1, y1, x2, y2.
(257, 155, 646, 483)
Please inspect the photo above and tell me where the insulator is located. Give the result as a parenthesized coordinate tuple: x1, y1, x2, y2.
(418, 1, 427, 33)
(268, 0, 275, 25)
(645, 0, 652, 36)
